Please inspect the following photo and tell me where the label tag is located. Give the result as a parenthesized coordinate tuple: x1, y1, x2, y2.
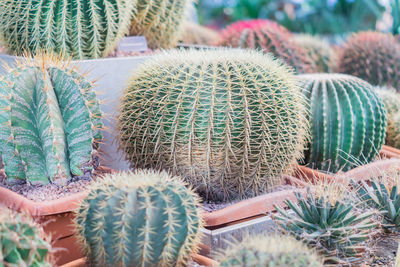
(117, 36, 148, 52)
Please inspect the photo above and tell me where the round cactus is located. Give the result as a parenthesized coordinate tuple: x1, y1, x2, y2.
(118, 49, 309, 201)
(75, 170, 203, 267)
(338, 31, 400, 89)
(292, 34, 336, 73)
(376, 87, 400, 148)
(0, 207, 52, 266)
(218, 235, 323, 267)
(129, 0, 193, 49)
(218, 19, 317, 74)
(0, 0, 134, 59)
(298, 74, 387, 173)
(0, 54, 103, 185)
(180, 22, 220, 46)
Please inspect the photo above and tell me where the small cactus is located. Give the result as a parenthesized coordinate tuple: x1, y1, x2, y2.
(129, 0, 193, 49)
(180, 22, 220, 46)
(338, 31, 400, 89)
(218, 19, 317, 74)
(0, 206, 52, 267)
(117, 49, 309, 202)
(0, 53, 103, 185)
(376, 87, 400, 148)
(0, 0, 134, 59)
(297, 74, 387, 173)
(75, 170, 203, 267)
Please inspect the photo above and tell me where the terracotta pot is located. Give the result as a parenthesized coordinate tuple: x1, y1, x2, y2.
(293, 165, 335, 184)
(0, 166, 112, 266)
(380, 145, 400, 159)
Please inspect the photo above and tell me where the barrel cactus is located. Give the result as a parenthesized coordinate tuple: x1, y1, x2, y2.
(129, 0, 192, 49)
(218, 19, 317, 74)
(0, 0, 134, 59)
(0, 206, 52, 266)
(0, 54, 103, 185)
(118, 49, 309, 202)
(377, 87, 400, 148)
(75, 170, 203, 267)
(298, 74, 386, 173)
(338, 31, 400, 89)
(181, 22, 220, 46)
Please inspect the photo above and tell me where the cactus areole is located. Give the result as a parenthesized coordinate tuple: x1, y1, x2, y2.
(0, 54, 103, 186)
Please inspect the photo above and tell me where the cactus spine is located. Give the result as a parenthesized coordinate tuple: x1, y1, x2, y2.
(218, 235, 323, 267)
(0, 54, 103, 185)
(75, 170, 203, 267)
(298, 74, 386, 173)
(0, 207, 52, 267)
(0, 0, 134, 59)
(118, 49, 309, 202)
(129, 0, 192, 49)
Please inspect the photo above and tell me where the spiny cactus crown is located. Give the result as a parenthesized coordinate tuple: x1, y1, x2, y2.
(118, 48, 309, 202)
(0, 53, 103, 185)
(0, 0, 134, 59)
(180, 22, 221, 46)
(218, 235, 324, 267)
(297, 73, 386, 173)
(75, 170, 203, 267)
(377, 87, 400, 148)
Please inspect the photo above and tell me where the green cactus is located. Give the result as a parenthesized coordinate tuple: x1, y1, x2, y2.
(376, 87, 400, 148)
(292, 34, 336, 73)
(129, 0, 192, 49)
(75, 170, 203, 267)
(218, 235, 324, 267)
(298, 74, 387, 173)
(180, 22, 220, 46)
(117, 49, 309, 202)
(274, 183, 377, 264)
(0, 54, 103, 185)
(0, 206, 52, 267)
(0, 0, 134, 59)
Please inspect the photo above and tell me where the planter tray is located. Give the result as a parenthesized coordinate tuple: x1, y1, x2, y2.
(381, 145, 400, 159)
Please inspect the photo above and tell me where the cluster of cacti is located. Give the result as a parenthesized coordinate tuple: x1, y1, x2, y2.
(297, 74, 387, 173)
(129, 0, 192, 49)
(117, 49, 309, 202)
(180, 22, 220, 46)
(0, 206, 52, 266)
(376, 87, 400, 148)
(74, 170, 203, 267)
(0, 54, 103, 185)
(292, 34, 336, 73)
(274, 185, 376, 264)
(218, 19, 317, 74)
(338, 31, 400, 89)
(218, 235, 323, 267)
(0, 0, 134, 59)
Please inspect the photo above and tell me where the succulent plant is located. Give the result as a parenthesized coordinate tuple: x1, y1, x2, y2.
(117, 49, 309, 202)
(75, 170, 203, 267)
(274, 183, 377, 264)
(218, 19, 317, 74)
(0, 206, 52, 267)
(0, 54, 103, 185)
(218, 235, 324, 267)
(0, 0, 134, 59)
(129, 0, 192, 49)
(292, 34, 336, 73)
(376, 87, 400, 148)
(338, 31, 400, 89)
(297, 74, 387, 173)
(180, 22, 220, 46)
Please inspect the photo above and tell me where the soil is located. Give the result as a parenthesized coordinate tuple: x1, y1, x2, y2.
(366, 231, 400, 267)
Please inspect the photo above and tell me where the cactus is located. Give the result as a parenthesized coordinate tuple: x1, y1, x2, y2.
(117, 49, 309, 202)
(129, 0, 193, 49)
(338, 31, 400, 89)
(292, 34, 336, 73)
(0, 54, 103, 185)
(0, 206, 52, 267)
(377, 87, 400, 148)
(180, 22, 220, 46)
(75, 170, 203, 267)
(218, 235, 324, 267)
(218, 19, 317, 74)
(0, 0, 134, 59)
(274, 183, 377, 264)
(298, 74, 387, 173)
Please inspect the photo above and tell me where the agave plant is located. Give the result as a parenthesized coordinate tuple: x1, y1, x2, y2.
(274, 184, 377, 264)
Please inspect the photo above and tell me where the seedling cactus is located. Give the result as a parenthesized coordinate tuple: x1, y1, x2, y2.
(297, 74, 387, 173)
(0, 54, 103, 185)
(118, 49, 309, 201)
(75, 170, 203, 267)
